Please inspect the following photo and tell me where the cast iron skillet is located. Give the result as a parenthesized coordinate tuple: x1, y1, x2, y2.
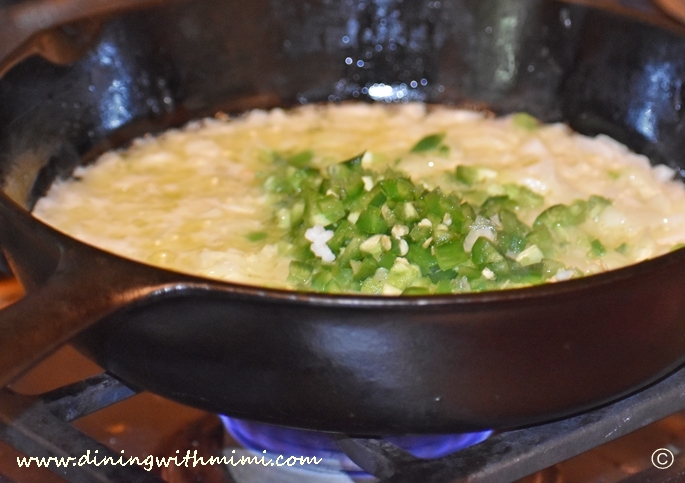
(1, 0, 685, 434)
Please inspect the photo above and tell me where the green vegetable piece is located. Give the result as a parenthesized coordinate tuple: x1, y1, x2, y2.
(359, 234, 387, 261)
(286, 151, 313, 168)
(503, 184, 544, 210)
(434, 239, 469, 270)
(331, 265, 356, 291)
(429, 269, 458, 283)
(510, 264, 544, 285)
(328, 220, 358, 252)
(288, 201, 305, 227)
(409, 223, 432, 243)
(526, 225, 555, 257)
(264, 173, 291, 194)
(457, 265, 482, 280)
(587, 195, 611, 219)
(352, 256, 379, 281)
(287, 261, 313, 287)
(379, 178, 415, 202)
(534, 200, 587, 228)
(456, 166, 496, 186)
(386, 260, 421, 291)
(512, 112, 539, 130)
(514, 244, 544, 266)
(283, 166, 318, 193)
(615, 243, 629, 254)
(499, 233, 528, 254)
(432, 224, 455, 246)
(324, 279, 343, 293)
(435, 279, 453, 294)
(342, 152, 365, 168)
(411, 133, 446, 153)
(246, 231, 268, 242)
(369, 189, 387, 207)
(499, 209, 530, 237)
(396, 201, 420, 222)
(337, 237, 363, 266)
(360, 268, 389, 294)
(471, 237, 509, 275)
(424, 190, 446, 217)
(456, 166, 480, 186)
(311, 270, 334, 291)
(356, 206, 389, 234)
(328, 163, 365, 199)
(317, 195, 346, 225)
(589, 239, 606, 258)
(405, 243, 438, 276)
(541, 259, 566, 280)
(480, 196, 517, 218)
(403, 286, 431, 295)
(671, 243, 685, 252)
(498, 209, 531, 254)
(459, 203, 477, 230)
(378, 250, 397, 270)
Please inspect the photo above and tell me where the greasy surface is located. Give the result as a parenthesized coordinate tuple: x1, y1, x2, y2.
(32, 104, 685, 289)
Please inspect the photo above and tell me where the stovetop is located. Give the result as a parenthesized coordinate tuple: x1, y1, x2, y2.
(3, 277, 685, 483)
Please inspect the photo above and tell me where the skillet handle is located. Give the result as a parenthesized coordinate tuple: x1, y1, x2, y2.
(0, 0, 179, 76)
(0, 194, 182, 387)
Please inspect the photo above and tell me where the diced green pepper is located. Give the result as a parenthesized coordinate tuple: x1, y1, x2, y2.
(512, 112, 539, 130)
(587, 195, 611, 219)
(317, 195, 346, 225)
(480, 196, 517, 218)
(356, 206, 389, 234)
(534, 200, 587, 228)
(411, 133, 446, 153)
(456, 166, 496, 186)
(352, 256, 380, 281)
(471, 237, 510, 275)
(360, 268, 389, 294)
(379, 177, 415, 201)
(328, 220, 358, 252)
(589, 239, 606, 258)
(405, 242, 438, 276)
(526, 225, 555, 257)
(311, 270, 334, 291)
(287, 261, 314, 287)
(386, 260, 421, 291)
(286, 151, 313, 168)
(434, 239, 469, 270)
(246, 231, 268, 242)
(503, 184, 544, 210)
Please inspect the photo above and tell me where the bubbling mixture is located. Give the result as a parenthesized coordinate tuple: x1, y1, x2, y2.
(33, 103, 685, 294)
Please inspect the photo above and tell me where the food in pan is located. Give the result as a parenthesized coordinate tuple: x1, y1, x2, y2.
(32, 103, 685, 294)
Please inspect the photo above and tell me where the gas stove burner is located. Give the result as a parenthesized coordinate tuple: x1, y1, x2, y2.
(220, 416, 492, 475)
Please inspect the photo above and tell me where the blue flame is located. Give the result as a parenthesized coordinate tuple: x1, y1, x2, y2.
(221, 416, 491, 475)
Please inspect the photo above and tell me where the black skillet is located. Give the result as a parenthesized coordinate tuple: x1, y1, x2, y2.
(1, 0, 685, 435)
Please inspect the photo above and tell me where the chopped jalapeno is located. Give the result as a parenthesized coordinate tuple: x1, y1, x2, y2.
(512, 112, 539, 130)
(265, 149, 613, 294)
(411, 133, 446, 153)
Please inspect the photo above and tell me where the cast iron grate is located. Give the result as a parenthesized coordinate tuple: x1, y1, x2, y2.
(3, 367, 685, 483)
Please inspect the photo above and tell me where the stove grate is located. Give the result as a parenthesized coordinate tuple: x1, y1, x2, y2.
(3, 366, 685, 483)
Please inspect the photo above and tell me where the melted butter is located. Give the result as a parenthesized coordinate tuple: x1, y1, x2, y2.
(33, 103, 685, 289)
